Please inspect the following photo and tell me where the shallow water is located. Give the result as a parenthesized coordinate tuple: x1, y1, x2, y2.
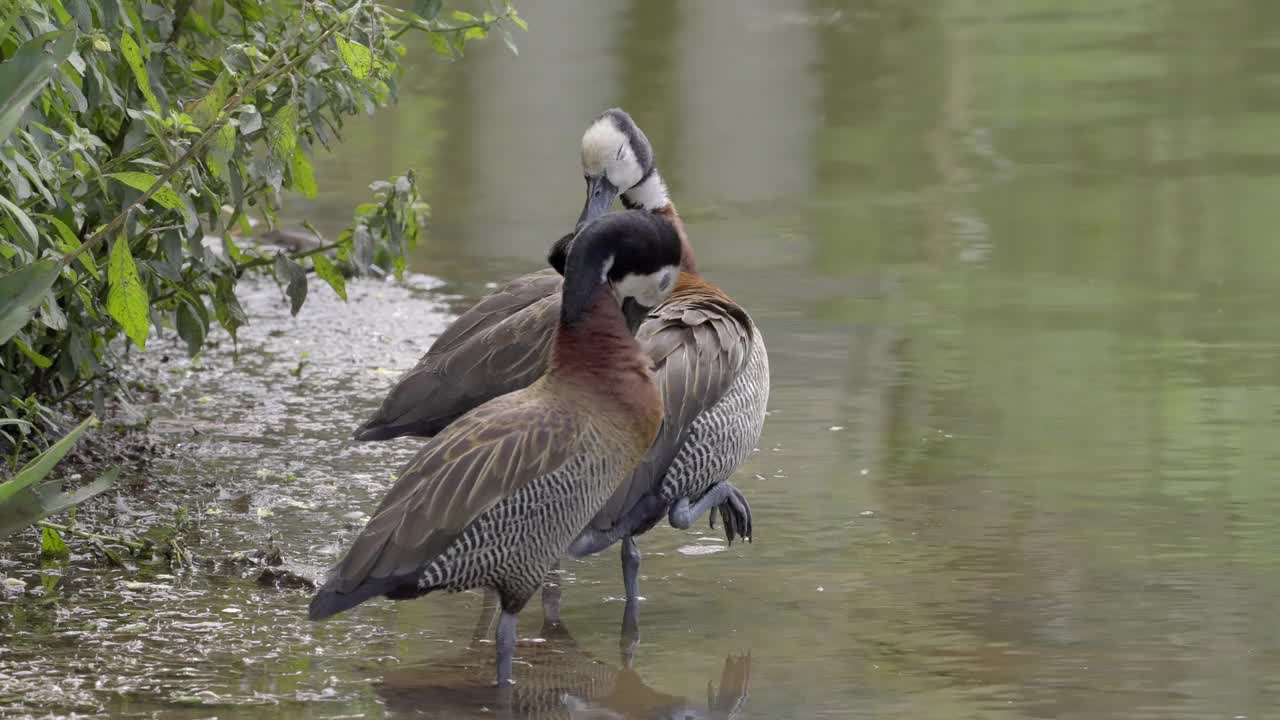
(5, 1, 1280, 718)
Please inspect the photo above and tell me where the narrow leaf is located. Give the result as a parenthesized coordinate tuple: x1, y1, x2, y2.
(119, 31, 160, 114)
(0, 259, 60, 345)
(14, 337, 52, 368)
(0, 467, 117, 539)
(267, 103, 298, 166)
(0, 194, 37, 245)
(176, 298, 206, 356)
(107, 236, 149, 349)
(207, 122, 235, 178)
(107, 171, 183, 210)
(0, 31, 75, 146)
(0, 415, 97, 505)
(311, 254, 346, 301)
(335, 36, 373, 80)
(273, 254, 307, 316)
(289, 145, 317, 199)
(37, 213, 99, 278)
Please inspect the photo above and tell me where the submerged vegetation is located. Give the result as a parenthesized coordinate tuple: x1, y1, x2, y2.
(0, 0, 522, 537)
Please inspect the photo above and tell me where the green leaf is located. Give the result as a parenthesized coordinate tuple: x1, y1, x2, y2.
(273, 254, 307, 316)
(13, 337, 52, 368)
(0, 31, 75, 147)
(107, 172, 183, 210)
(107, 236, 149, 350)
(0, 194, 37, 245)
(191, 72, 230, 128)
(0, 415, 97, 506)
(207, 123, 235, 178)
(41, 526, 68, 556)
(289, 145, 317, 199)
(336, 36, 373, 80)
(175, 298, 206, 357)
(36, 213, 98, 279)
(0, 259, 60, 345)
(213, 275, 245, 338)
(267, 103, 298, 166)
(119, 31, 160, 114)
(311, 253, 346, 301)
(0, 467, 117, 539)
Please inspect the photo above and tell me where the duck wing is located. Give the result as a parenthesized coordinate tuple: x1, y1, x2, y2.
(354, 269, 563, 440)
(590, 285, 754, 529)
(314, 389, 579, 616)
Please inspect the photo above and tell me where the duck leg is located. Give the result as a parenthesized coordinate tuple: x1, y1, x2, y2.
(541, 562, 562, 626)
(620, 535, 642, 666)
(495, 610, 519, 687)
(669, 482, 753, 543)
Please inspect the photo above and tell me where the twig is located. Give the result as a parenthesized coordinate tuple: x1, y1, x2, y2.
(36, 520, 152, 555)
(234, 240, 343, 273)
(67, 10, 355, 265)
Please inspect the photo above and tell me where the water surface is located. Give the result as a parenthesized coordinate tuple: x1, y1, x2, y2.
(4, 1, 1280, 717)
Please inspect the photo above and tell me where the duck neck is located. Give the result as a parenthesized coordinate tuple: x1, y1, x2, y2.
(551, 285, 655, 416)
(623, 171, 699, 276)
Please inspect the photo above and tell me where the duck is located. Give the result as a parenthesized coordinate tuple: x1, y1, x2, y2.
(351, 108, 678, 442)
(309, 210, 684, 689)
(356, 108, 769, 638)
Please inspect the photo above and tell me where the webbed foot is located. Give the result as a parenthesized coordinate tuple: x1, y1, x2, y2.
(671, 482, 753, 543)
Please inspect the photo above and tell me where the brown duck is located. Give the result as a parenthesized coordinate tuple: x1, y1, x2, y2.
(354, 109, 770, 638)
(309, 210, 685, 689)
(352, 108, 672, 442)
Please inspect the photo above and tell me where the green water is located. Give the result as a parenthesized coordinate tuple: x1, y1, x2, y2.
(4, 1, 1280, 717)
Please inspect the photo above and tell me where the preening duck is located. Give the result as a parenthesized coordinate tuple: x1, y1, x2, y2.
(309, 210, 684, 688)
(351, 108, 678, 442)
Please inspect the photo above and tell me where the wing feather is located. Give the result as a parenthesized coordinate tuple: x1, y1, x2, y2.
(354, 270, 563, 440)
(334, 390, 579, 592)
(590, 289, 754, 528)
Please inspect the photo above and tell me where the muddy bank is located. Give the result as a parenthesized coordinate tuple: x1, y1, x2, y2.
(0, 273, 456, 717)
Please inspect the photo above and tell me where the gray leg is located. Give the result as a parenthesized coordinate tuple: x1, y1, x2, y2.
(567, 527, 617, 558)
(620, 536, 641, 665)
(669, 482, 752, 543)
(621, 536, 641, 601)
(495, 610, 518, 687)
(541, 562, 562, 626)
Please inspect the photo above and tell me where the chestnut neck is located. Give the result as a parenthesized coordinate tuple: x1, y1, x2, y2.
(551, 285, 651, 392)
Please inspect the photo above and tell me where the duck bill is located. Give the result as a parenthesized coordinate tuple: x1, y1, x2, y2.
(576, 175, 619, 228)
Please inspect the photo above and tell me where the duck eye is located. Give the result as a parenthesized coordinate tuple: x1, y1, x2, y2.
(616, 145, 626, 160)
(658, 272, 671, 291)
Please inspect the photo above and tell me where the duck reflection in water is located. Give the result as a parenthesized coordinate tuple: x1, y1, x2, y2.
(374, 610, 750, 720)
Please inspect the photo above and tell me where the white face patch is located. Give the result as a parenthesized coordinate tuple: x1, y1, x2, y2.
(580, 119, 643, 191)
(612, 265, 679, 308)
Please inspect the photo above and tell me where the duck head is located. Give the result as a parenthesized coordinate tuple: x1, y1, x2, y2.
(560, 210, 682, 328)
(577, 108, 670, 228)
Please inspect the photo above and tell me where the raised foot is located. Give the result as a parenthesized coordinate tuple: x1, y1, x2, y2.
(670, 482, 753, 544)
(565, 494, 668, 559)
